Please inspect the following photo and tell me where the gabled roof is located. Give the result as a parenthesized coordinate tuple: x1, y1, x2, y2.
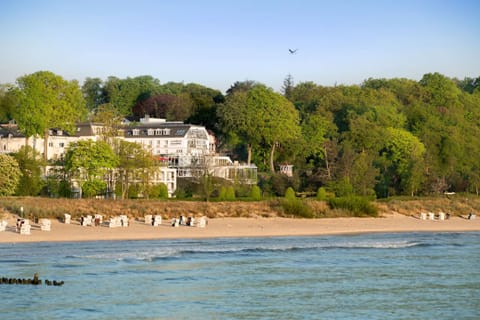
(123, 122, 202, 138)
(0, 124, 24, 138)
(75, 122, 99, 137)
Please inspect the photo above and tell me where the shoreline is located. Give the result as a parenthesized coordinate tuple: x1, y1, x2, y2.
(1, 213, 479, 243)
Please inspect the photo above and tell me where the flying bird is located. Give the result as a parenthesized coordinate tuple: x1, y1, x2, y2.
(288, 49, 298, 54)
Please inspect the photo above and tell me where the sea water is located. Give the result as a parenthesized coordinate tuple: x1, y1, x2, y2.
(1, 232, 479, 320)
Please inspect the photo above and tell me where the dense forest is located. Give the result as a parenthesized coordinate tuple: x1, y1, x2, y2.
(1, 71, 480, 199)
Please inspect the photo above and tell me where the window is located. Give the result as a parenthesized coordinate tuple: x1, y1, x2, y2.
(59, 142, 65, 148)
(170, 140, 181, 145)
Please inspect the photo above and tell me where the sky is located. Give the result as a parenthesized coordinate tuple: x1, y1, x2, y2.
(1, 0, 479, 93)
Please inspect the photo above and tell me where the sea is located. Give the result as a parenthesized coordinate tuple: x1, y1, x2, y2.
(1, 232, 479, 320)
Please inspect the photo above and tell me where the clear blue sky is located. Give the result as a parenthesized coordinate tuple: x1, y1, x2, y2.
(1, 0, 479, 93)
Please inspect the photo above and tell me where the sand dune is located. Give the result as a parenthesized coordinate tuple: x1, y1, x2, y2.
(1, 212, 479, 243)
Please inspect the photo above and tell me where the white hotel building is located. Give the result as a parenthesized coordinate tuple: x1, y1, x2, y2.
(0, 117, 257, 197)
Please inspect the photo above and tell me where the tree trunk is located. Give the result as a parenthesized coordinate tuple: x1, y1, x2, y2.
(269, 142, 276, 173)
(247, 144, 252, 165)
(323, 145, 331, 180)
(44, 129, 49, 162)
(24, 137, 29, 157)
(122, 170, 129, 200)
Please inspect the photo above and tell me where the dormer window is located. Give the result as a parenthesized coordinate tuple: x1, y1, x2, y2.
(132, 129, 140, 136)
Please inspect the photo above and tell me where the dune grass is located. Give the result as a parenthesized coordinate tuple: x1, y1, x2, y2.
(1, 194, 478, 222)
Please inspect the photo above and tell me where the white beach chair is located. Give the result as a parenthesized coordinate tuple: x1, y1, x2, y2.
(420, 212, 427, 220)
(19, 220, 31, 235)
(179, 215, 186, 225)
(438, 212, 445, 220)
(145, 215, 153, 225)
(428, 212, 435, 220)
(81, 215, 93, 226)
(197, 217, 206, 228)
(153, 215, 162, 226)
(120, 215, 129, 227)
(109, 216, 120, 228)
(39, 218, 51, 231)
(64, 213, 71, 224)
(171, 218, 179, 227)
(94, 214, 103, 226)
(0, 220, 7, 231)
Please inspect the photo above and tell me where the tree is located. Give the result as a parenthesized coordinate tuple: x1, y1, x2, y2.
(64, 140, 118, 197)
(104, 75, 162, 116)
(12, 71, 87, 160)
(0, 83, 16, 122)
(132, 93, 193, 121)
(250, 86, 301, 173)
(301, 113, 334, 163)
(218, 84, 301, 172)
(12, 146, 45, 196)
(82, 77, 107, 111)
(90, 103, 123, 142)
(456, 76, 480, 94)
(218, 90, 257, 164)
(0, 154, 21, 196)
(185, 84, 223, 132)
(381, 127, 426, 196)
(282, 74, 294, 100)
(45, 166, 71, 198)
(114, 140, 155, 199)
(350, 151, 378, 197)
(226, 80, 257, 95)
(419, 72, 461, 108)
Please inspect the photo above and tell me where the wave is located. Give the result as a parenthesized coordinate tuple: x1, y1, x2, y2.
(65, 240, 424, 262)
(0, 259, 30, 263)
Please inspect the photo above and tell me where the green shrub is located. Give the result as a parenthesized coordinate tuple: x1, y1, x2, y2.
(327, 196, 378, 217)
(225, 186, 236, 201)
(285, 187, 296, 200)
(128, 184, 141, 199)
(328, 178, 354, 197)
(280, 198, 314, 218)
(218, 186, 227, 200)
(82, 179, 106, 198)
(149, 183, 169, 199)
(316, 187, 327, 201)
(249, 185, 262, 200)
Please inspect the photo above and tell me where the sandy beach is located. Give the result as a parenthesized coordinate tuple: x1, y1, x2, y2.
(1, 213, 479, 243)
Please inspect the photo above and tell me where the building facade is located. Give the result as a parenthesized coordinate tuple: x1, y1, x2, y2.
(1, 118, 257, 197)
